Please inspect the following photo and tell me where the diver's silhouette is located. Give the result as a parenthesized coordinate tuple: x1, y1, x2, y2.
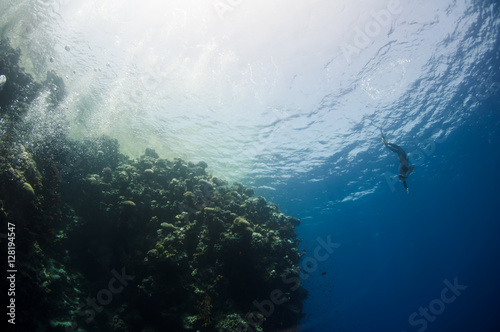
(381, 130, 414, 193)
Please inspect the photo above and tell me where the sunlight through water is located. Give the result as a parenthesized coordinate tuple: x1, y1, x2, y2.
(1, 0, 497, 196)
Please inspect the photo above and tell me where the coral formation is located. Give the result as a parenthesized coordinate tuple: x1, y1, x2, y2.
(0, 38, 307, 331)
(0, 143, 307, 331)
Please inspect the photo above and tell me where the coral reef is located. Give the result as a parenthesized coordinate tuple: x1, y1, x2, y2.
(0, 38, 307, 332)
(0, 39, 64, 120)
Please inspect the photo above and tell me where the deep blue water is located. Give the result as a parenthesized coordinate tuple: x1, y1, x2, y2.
(2, 1, 499, 331)
(255, 96, 500, 331)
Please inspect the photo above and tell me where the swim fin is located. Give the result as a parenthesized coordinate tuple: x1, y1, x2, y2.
(380, 129, 388, 145)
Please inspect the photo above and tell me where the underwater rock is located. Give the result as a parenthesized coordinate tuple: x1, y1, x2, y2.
(120, 200, 136, 208)
(211, 176, 227, 187)
(144, 147, 159, 158)
(197, 160, 208, 169)
(101, 166, 112, 182)
(244, 187, 255, 197)
(116, 170, 129, 184)
(233, 216, 254, 234)
(21, 182, 35, 198)
(0, 143, 43, 213)
(289, 217, 301, 227)
(160, 222, 177, 233)
(216, 313, 258, 332)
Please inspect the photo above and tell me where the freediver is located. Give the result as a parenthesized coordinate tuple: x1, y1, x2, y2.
(381, 129, 414, 193)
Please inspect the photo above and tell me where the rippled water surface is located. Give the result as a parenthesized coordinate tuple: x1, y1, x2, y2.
(2, 0, 497, 195)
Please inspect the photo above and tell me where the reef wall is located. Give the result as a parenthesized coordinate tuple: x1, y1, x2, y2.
(1, 39, 307, 331)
